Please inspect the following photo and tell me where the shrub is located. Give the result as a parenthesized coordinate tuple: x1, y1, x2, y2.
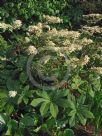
(0, 15, 102, 135)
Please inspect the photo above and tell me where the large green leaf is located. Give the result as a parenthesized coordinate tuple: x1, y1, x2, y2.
(40, 91, 50, 100)
(50, 103, 58, 118)
(31, 98, 46, 107)
(40, 101, 50, 116)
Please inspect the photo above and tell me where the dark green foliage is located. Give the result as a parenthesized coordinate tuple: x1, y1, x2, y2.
(0, 0, 82, 26)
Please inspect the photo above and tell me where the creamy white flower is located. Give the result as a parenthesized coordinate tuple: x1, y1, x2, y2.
(9, 91, 17, 97)
(13, 20, 22, 29)
(80, 55, 90, 66)
(43, 15, 63, 24)
(46, 29, 80, 39)
(70, 57, 79, 68)
(37, 22, 43, 28)
(28, 25, 42, 36)
(83, 14, 102, 25)
(47, 41, 56, 46)
(0, 22, 12, 30)
(27, 45, 38, 55)
(81, 38, 93, 45)
(63, 39, 71, 46)
(83, 14, 102, 19)
(91, 67, 102, 74)
(82, 26, 102, 35)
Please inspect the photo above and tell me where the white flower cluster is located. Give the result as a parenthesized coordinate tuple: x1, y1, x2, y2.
(27, 17, 94, 56)
(43, 15, 63, 24)
(83, 14, 102, 24)
(81, 55, 90, 66)
(9, 90, 17, 97)
(45, 45, 82, 55)
(0, 22, 12, 30)
(28, 23, 43, 37)
(0, 20, 22, 31)
(82, 26, 102, 35)
(70, 57, 79, 68)
(47, 40, 56, 46)
(70, 55, 90, 68)
(13, 20, 22, 29)
(91, 67, 102, 74)
(25, 15, 99, 71)
(83, 14, 102, 19)
(26, 45, 38, 55)
(80, 38, 93, 45)
(45, 28, 80, 39)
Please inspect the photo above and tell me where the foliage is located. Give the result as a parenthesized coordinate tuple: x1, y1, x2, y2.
(0, 11, 102, 136)
(0, 0, 84, 27)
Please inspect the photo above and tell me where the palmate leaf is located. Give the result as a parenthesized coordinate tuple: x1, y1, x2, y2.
(50, 103, 58, 118)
